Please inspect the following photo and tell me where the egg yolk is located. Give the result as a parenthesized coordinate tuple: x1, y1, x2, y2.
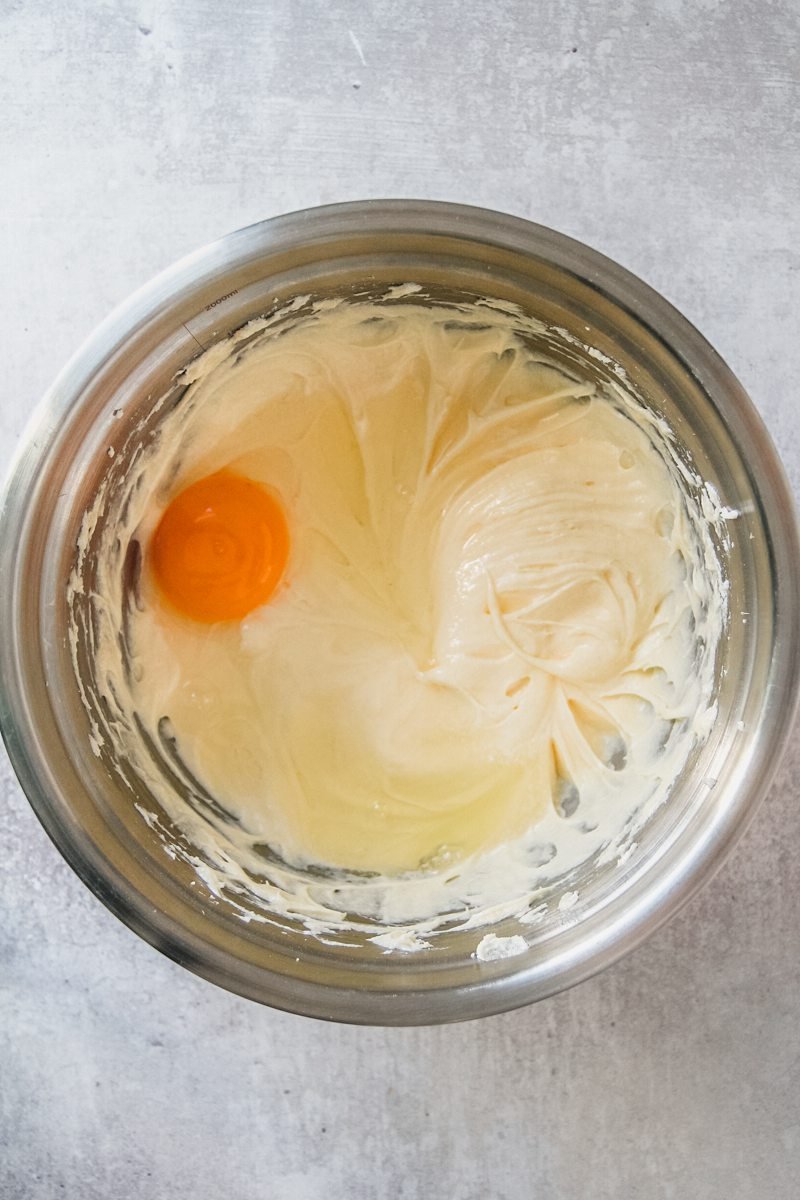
(150, 471, 289, 623)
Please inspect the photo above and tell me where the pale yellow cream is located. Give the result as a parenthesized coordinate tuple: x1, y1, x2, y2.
(99, 300, 721, 899)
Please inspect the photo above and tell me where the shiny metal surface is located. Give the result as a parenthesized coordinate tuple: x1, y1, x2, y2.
(1, 200, 798, 1024)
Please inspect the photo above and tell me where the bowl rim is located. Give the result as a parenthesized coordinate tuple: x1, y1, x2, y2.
(2, 198, 799, 1024)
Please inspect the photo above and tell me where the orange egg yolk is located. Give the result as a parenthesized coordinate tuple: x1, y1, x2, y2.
(150, 471, 289, 623)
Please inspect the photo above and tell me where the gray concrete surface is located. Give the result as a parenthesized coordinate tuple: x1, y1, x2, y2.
(2, 1, 799, 1196)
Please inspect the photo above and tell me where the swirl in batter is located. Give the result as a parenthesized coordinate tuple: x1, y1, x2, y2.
(86, 299, 722, 919)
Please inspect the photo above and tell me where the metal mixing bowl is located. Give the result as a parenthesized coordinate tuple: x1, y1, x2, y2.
(1, 201, 798, 1024)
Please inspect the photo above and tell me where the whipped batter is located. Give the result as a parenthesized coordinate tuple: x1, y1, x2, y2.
(71, 295, 726, 939)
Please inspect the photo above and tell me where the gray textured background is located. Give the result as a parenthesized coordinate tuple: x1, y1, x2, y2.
(2, 2, 799, 1197)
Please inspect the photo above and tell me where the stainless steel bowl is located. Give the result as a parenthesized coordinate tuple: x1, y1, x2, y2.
(1, 200, 798, 1024)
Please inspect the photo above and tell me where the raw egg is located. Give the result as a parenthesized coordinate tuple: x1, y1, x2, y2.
(150, 470, 289, 622)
